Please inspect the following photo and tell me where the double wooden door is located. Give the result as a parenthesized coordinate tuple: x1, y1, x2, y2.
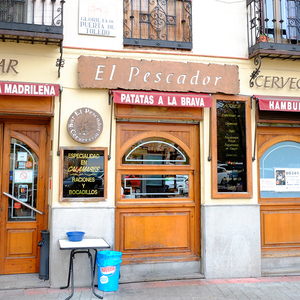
(115, 122, 200, 263)
(0, 122, 48, 274)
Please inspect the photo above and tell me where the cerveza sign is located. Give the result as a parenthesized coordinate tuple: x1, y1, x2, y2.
(112, 90, 212, 108)
(78, 56, 240, 95)
(0, 81, 60, 97)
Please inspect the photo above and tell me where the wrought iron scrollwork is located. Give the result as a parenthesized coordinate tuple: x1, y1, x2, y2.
(249, 55, 261, 88)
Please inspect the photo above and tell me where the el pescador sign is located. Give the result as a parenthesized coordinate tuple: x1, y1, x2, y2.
(78, 56, 240, 94)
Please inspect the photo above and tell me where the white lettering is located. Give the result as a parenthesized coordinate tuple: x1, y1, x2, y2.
(128, 67, 140, 82)
(95, 65, 105, 80)
(110, 64, 116, 80)
(177, 74, 186, 84)
(191, 71, 200, 85)
(166, 73, 173, 83)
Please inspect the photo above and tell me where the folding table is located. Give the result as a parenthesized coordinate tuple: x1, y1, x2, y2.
(59, 238, 110, 300)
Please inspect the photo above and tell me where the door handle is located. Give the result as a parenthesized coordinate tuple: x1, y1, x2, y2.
(3, 192, 43, 215)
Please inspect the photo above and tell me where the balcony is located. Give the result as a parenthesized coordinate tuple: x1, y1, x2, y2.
(247, 0, 300, 60)
(0, 0, 64, 46)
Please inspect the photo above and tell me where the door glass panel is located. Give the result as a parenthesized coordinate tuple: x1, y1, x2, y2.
(260, 141, 300, 198)
(121, 174, 189, 198)
(122, 137, 189, 165)
(8, 138, 38, 221)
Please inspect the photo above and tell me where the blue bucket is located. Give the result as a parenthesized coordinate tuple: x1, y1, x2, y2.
(96, 251, 122, 292)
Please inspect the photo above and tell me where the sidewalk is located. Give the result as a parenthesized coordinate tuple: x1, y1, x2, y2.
(1, 276, 300, 299)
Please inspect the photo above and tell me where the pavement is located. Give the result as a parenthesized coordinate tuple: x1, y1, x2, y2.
(2, 276, 300, 299)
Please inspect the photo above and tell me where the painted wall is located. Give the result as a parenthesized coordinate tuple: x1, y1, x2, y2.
(2, 0, 300, 281)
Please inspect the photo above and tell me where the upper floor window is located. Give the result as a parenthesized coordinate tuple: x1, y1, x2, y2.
(0, 0, 64, 45)
(123, 0, 192, 50)
(247, 0, 300, 58)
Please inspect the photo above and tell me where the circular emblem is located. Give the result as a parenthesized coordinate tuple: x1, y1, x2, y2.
(67, 107, 103, 144)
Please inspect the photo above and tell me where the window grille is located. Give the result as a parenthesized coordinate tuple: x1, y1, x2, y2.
(123, 0, 192, 50)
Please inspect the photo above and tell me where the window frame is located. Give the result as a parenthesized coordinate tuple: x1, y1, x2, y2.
(211, 95, 253, 199)
(123, 0, 192, 50)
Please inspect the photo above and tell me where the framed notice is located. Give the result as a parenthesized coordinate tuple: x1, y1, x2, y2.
(60, 147, 107, 201)
(78, 0, 117, 37)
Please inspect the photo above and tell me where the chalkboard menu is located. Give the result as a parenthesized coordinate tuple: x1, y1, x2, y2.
(217, 101, 247, 193)
(61, 148, 106, 200)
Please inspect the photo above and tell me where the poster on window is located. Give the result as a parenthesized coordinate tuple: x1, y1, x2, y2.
(274, 168, 300, 191)
(78, 0, 116, 37)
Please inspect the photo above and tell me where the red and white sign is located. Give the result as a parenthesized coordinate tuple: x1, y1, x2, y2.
(256, 95, 300, 112)
(112, 90, 212, 108)
(14, 170, 33, 183)
(100, 266, 116, 276)
(0, 81, 60, 97)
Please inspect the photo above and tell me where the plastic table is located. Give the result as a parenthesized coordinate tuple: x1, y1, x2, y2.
(59, 238, 110, 300)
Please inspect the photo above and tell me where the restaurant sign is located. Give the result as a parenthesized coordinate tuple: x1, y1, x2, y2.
(256, 95, 300, 112)
(78, 56, 240, 95)
(0, 81, 60, 97)
(112, 90, 212, 108)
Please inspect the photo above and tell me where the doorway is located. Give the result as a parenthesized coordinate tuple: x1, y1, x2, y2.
(115, 122, 200, 263)
(0, 121, 49, 274)
(258, 126, 300, 255)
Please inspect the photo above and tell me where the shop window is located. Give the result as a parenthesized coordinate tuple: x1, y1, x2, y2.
(122, 174, 189, 198)
(123, 0, 192, 50)
(211, 95, 253, 198)
(260, 141, 300, 198)
(60, 148, 107, 201)
(122, 137, 189, 165)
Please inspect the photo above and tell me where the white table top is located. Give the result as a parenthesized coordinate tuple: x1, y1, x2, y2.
(59, 238, 110, 250)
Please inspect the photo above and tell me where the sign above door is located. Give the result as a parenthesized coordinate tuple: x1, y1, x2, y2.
(78, 56, 240, 95)
(112, 90, 212, 108)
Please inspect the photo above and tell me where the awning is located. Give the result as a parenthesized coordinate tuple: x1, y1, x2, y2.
(255, 95, 300, 112)
(112, 90, 212, 108)
(0, 81, 60, 97)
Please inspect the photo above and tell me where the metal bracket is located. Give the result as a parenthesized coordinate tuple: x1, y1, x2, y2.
(56, 43, 65, 78)
(249, 55, 261, 88)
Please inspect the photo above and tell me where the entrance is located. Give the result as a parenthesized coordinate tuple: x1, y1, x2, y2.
(258, 127, 300, 254)
(115, 122, 200, 263)
(0, 122, 49, 274)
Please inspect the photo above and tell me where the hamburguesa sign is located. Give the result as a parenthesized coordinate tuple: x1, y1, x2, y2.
(77, 56, 240, 94)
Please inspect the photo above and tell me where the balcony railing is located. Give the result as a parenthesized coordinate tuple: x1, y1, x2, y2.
(0, 0, 64, 45)
(247, 0, 300, 59)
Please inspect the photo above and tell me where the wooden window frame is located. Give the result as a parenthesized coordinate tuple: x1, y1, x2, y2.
(59, 147, 108, 202)
(211, 94, 253, 199)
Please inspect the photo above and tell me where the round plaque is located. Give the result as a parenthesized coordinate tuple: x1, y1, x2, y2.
(67, 107, 103, 144)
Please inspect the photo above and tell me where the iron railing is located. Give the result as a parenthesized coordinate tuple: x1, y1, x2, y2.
(247, 0, 300, 59)
(0, 0, 64, 44)
(123, 0, 192, 50)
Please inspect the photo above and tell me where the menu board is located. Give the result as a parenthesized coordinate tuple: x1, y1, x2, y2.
(61, 148, 105, 200)
(216, 101, 247, 192)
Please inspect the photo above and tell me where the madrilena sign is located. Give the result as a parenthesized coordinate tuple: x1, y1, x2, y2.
(78, 56, 240, 95)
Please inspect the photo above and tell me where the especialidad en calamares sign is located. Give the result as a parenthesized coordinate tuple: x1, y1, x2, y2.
(77, 56, 240, 95)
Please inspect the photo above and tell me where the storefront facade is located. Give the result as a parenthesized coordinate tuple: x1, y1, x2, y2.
(1, 0, 300, 288)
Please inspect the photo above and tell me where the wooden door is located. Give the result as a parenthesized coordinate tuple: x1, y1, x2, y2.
(115, 122, 200, 263)
(258, 127, 300, 255)
(0, 123, 48, 274)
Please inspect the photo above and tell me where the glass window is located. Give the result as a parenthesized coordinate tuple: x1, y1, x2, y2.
(121, 174, 189, 199)
(8, 138, 38, 221)
(123, 0, 192, 50)
(60, 148, 107, 201)
(211, 95, 252, 198)
(122, 137, 189, 165)
(260, 141, 300, 198)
